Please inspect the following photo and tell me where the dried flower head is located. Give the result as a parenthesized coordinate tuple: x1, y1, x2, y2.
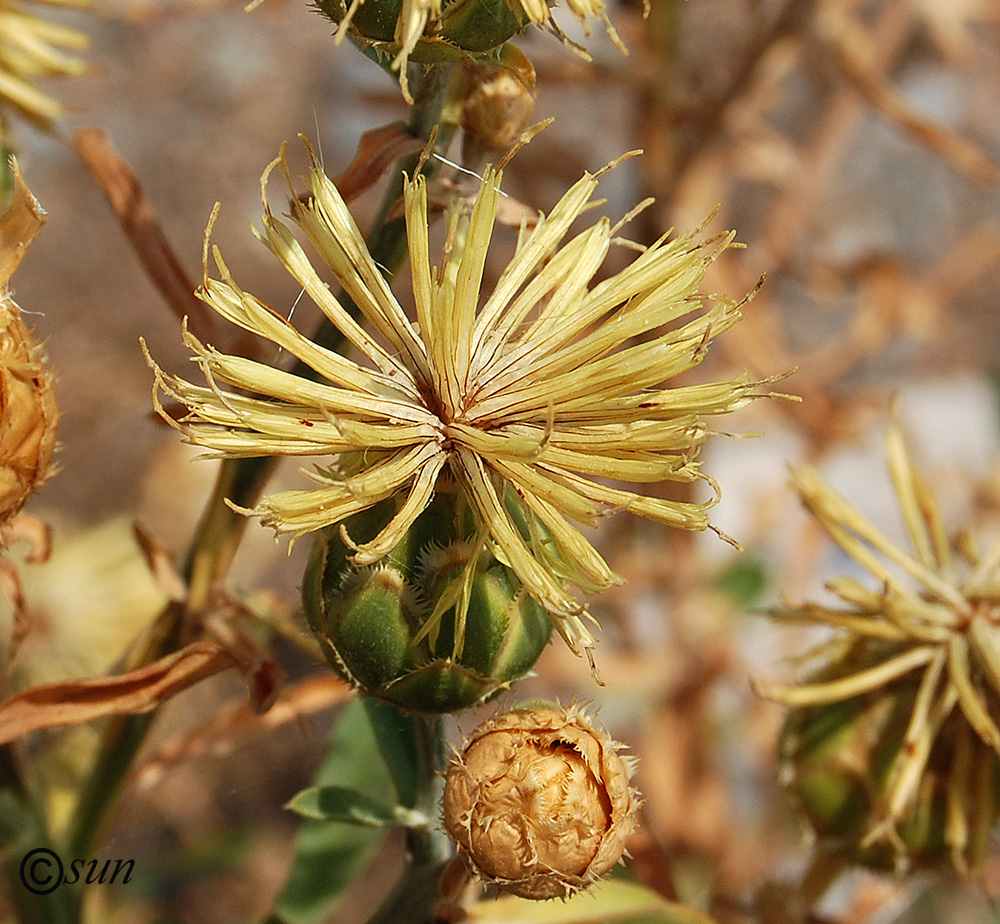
(0, 160, 56, 528)
(144, 138, 774, 664)
(442, 703, 639, 899)
(0, 0, 89, 126)
(757, 416, 1000, 873)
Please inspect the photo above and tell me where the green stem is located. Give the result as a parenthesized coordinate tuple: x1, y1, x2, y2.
(184, 455, 279, 616)
(61, 57, 466, 904)
(407, 714, 451, 866)
(364, 712, 453, 924)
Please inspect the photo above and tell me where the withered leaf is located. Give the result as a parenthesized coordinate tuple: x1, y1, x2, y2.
(73, 129, 222, 345)
(0, 640, 239, 744)
(0, 159, 45, 287)
(332, 122, 424, 203)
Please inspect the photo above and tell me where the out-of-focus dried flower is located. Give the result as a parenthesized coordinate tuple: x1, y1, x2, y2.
(757, 416, 1000, 874)
(0, 0, 89, 127)
(442, 703, 639, 899)
(144, 137, 780, 667)
(0, 160, 56, 529)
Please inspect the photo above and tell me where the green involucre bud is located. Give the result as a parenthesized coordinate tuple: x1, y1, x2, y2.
(316, 0, 527, 52)
(315, 0, 398, 41)
(435, 0, 527, 53)
(780, 639, 1000, 875)
(313, 0, 534, 102)
(302, 479, 552, 713)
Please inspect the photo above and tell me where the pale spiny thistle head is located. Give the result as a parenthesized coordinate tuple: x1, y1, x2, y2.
(757, 416, 1000, 875)
(144, 136, 776, 668)
(442, 702, 640, 899)
(0, 0, 89, 127)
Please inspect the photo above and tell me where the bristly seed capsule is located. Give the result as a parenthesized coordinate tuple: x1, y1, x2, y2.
(442, 703, 640, 899)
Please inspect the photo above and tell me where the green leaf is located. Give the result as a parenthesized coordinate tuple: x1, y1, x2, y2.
(269, 699, 397, 924)
(466, 880, 720, 924)
(712, 557, 768, 608)
(286, 785, 428, 828)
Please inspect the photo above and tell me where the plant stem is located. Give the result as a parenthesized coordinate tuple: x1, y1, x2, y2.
(407, 714, 451, 866)
(364, 713, 453, 924)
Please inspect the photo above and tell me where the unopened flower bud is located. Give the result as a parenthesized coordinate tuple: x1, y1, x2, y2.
(313, 0, 531, 102)
(442, 704, 640, 899)
(316, 0, 527, 55)
(462, 66, 535, 164)
(302, 478, 552, 713)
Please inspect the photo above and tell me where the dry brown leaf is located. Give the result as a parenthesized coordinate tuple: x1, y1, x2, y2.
(2, 513, 52, 564)
(0, 640, 238, 744)
(73, 129, 222, 345)
(332, 122, 425, 204)
(203, 609, 281, 713)
(132, 521, 188, 604)
(132, 673, 352, 791)
(129, 522, 281, 711)
(0, 160, 45, 286)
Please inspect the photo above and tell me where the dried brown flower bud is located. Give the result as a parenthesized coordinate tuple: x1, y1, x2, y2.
(0, 162, 56, 529)
(442, 703, 639, 900)
(0, 298, 58, 526)
(462, 66, 535, 160)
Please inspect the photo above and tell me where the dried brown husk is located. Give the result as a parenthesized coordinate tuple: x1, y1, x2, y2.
(443, 703, 640, 899)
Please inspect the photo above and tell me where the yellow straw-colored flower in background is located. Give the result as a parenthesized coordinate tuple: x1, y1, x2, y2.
(757, 417, 1000, 874)
(0, 0, 89, 126)
(144, 138, 774, 661)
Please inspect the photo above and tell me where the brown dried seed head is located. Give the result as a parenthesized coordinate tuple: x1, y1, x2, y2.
(0, 298, 58, 527)
(442, 703, 640, 900)
(461, 66, 535, 155)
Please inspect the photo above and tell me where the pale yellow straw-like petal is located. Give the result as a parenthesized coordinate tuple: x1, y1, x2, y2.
(253, 443, 442, 536)
(755, 645, 937, 706)
(793, 465, 970, 613)
(0, 0, 89, 124)
(291, 153, 432, 386)
(343, 451, 447, 566)
(948, 634, 1000, 755)
(182, 332, 436, 426)
(454, 447, 586, 627)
